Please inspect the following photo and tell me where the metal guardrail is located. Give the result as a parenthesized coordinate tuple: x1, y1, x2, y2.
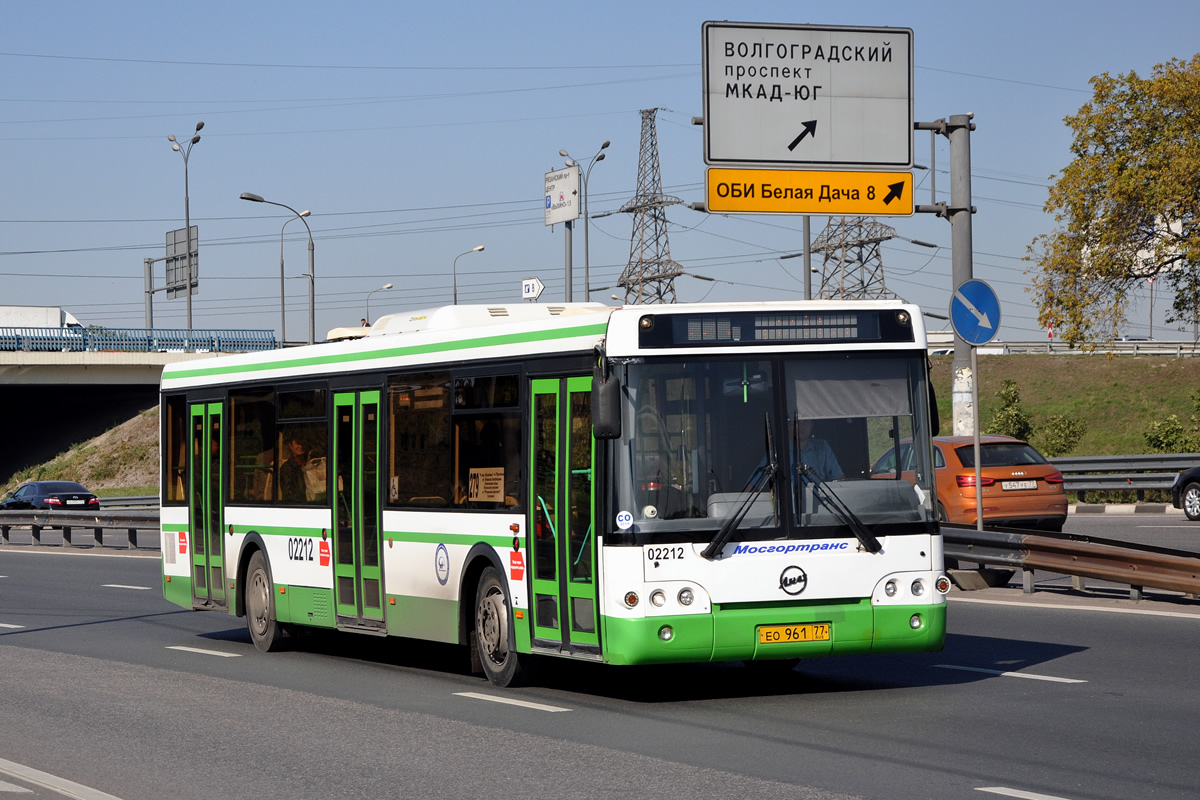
(0, 509, 159, 549)
(942, 523, 1200, 601)
(1052, 453, 1199, 502)
(0, 326, 277, 353)
(96, 495, 159, 508)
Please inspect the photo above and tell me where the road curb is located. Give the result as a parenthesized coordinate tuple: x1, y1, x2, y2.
(1069, 503, 1184, 516)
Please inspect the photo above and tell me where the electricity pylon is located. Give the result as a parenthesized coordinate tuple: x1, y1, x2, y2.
(616, 109, 684, 304)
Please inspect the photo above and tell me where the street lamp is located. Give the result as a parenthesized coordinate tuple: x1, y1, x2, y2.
(560, 140, 609, 300)
(452, 245, 485, 305)
(240, 192, 316, 345)
(365, 282, 393, 325)
(168, 121, 203, 334)
(278, 211, 311, 346)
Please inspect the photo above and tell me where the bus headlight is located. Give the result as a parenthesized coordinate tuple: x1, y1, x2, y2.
(909, 614, 923, 629)
(911, 579, 925, 597)
(678, 588, 694, 606)
(650, 590, 666, 607)
(658, 625, 674, 641)
(884, 580, 898, 597)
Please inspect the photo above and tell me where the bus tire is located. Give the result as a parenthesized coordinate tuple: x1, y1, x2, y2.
(475, 566, 529, 687)
(246, 550, 287, 652)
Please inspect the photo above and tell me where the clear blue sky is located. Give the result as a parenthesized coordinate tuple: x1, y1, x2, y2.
(2, 0, 1198, 342)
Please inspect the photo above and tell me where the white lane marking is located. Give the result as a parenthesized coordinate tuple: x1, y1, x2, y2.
(1135, 525, 1196, 528)
(0, 757, 126, 800)
(454, 691, 571, 712)
(166, 645, 241, 658)
(977, 787, 1076, 800)
(101, 584, 151, 591)
(0, 624, 25, 630)
(950, 595, 1200, 619)
(0, 779, 33, 793)
(936, 664, 1086, 683)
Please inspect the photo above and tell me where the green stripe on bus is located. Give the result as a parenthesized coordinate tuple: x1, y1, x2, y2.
(385, 530, 517, 549)
(163, 323, 609, 381)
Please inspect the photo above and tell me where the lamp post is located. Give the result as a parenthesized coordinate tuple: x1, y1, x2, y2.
(278, 210, 311, 346)
(452, 245, 485, 305)
(365, 282, 393, 325)
(559, 140, 609, 301)
(240, 192, 316, 345)
(168, 121, 203, 335)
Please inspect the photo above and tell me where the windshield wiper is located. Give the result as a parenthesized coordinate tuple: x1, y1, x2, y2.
(800, 466, 882, 553)
(702, 412, 776, 560)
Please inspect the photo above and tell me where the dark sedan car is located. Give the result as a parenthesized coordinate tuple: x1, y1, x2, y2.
(0, 481, 99, 510)
(1172, 466, 1200, 521)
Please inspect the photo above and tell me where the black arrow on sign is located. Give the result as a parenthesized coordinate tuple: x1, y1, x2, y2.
(786, 120, 818, 151)
(882, 182, 905, 205)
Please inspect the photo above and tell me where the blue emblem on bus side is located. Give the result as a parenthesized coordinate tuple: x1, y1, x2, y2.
(435, 543, 450, 586)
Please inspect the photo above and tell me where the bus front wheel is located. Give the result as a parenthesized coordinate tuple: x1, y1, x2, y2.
(246, 550, 286, 652)
(475, 566, 530, 687)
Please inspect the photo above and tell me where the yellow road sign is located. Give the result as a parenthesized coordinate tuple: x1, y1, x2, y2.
(706, 168, 914, 216)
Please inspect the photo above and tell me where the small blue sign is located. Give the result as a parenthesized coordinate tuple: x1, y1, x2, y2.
(949, 279, 1002, 346)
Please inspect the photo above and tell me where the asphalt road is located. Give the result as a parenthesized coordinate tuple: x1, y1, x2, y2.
(2, 538, 1199, 800)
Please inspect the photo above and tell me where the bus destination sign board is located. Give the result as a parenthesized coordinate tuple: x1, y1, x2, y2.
(706, 168, 913, 216)
(702, 21, 913, 169)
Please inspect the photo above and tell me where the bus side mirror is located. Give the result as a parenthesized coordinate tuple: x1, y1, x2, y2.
(593, 358, 621, 439)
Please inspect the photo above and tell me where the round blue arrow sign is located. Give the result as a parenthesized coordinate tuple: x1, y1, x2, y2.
(949, 279, 1001, 346)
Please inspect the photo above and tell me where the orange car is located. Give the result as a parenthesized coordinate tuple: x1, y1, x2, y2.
(872, 435, 1067, 531)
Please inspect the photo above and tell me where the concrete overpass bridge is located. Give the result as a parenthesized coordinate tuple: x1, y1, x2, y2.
(0, 327, 275, 481)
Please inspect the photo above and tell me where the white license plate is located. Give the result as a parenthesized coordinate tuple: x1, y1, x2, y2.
(1002, 480, 1037, 491)
(66, 499, 85, 505)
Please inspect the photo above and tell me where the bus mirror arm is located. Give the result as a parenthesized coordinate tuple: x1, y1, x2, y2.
(593, 348, 621, 439)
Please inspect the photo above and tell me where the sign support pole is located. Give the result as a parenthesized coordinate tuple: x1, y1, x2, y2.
(803, 216, 812, 300)
(971, 346, 983, 531)
(564, 219, 573, 303)
(917, 114, 977, 436)
(949, 114, 976, 436)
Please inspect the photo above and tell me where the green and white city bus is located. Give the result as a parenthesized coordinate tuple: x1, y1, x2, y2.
(160, 300, 948, 686)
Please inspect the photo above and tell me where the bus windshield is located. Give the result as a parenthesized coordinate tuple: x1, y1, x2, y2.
(613, 353, 936, 542)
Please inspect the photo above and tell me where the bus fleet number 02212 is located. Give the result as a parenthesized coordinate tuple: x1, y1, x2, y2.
(288, 537, 315, 562)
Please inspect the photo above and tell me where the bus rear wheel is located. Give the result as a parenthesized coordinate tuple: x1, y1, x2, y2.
(246, 550, 286, 652)
(475, 566, 529, 687)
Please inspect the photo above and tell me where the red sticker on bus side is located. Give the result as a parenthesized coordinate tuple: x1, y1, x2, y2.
(509, 551, 525, 581)
(178, 532, 187, 555)
(319, 540, 331, 567)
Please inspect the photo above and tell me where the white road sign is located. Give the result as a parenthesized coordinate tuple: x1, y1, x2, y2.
(702, 21, 913, 169)
(522, 276, 546, 301)
(544, 165, 581, 226)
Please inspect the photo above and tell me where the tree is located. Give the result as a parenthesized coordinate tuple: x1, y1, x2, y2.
(1030, 54, 1200, 346)
(1143, 390, 1200, 453)
(987, 380, 1034, 442)
(986, 380, 1086, 457)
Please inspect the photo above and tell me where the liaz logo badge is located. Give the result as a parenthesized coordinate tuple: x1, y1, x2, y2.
(779, 565, 808, 596)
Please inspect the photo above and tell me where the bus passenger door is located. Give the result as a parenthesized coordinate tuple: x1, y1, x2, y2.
(332, 391, 385, 630)
(529, 377, 599, 654)
(189, 402, 226, 609)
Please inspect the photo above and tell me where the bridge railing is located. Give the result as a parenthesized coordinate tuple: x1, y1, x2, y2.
(932, 340, 1200, 357)
(0, 326, 277, 353)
